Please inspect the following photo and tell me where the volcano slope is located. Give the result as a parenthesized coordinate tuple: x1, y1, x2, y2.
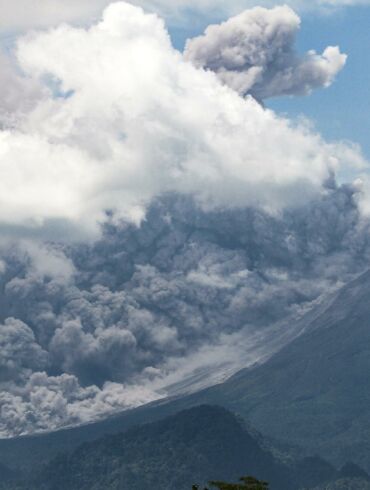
(1, 269, 370, 475)
(196, 269, 370, 471)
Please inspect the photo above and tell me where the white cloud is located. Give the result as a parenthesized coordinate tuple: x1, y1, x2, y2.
(184, 6, 346, 99)
(0, 2, 364, 240)
(0, 51, 46, 121)
(0, 0, 111, 33)
(16, 241, 76, 280)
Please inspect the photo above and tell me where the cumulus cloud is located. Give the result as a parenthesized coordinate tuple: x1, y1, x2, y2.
(184, 6, 347, 99)
(0, 2, 364, 240)
(0, 51, 46, 123)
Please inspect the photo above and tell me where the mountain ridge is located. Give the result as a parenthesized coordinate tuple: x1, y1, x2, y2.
(0, 405, 359, 490)
(2, 268, 370, 474)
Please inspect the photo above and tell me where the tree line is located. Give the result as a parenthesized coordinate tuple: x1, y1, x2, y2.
(193, 475, 269, 489)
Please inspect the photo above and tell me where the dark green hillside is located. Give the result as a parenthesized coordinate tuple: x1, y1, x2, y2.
(4, 406, 288, 490)
(199, 270, 370, 471)
(0, 406, 343, 490)
(0, 463, 16, 484)
(307, 478, 370, 490)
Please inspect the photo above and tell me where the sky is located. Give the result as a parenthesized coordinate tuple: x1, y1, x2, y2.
(0, 1, 369, 160)
(269, 6, 370, 160)
(0, 0, 370, 438)
(167, 3, 370, 159)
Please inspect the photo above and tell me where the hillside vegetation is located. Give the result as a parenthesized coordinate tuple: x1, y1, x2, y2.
(1, 406, 368, 490)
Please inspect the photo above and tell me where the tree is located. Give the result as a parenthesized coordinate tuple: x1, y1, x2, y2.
(193, 476, 269, 490)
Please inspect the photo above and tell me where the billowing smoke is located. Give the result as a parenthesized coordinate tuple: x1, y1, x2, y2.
(184, 6, 346, 99)
(1, 186, 370, 437)
(0, 2, 368, 437)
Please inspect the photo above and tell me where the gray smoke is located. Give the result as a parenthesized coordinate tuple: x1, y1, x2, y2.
(0, 185, 370, 437)
(184, 5, 346, 99)
(0, 1, 367, 440)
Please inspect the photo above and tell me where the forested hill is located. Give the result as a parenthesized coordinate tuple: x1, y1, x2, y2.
(1, 405, 368, 490)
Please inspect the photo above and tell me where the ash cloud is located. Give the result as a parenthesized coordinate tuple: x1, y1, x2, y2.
(184, 6, 346, 100)
(0, 2, 368, 438)
(1, 187, 370, 437)
(0, 318, 48, 383)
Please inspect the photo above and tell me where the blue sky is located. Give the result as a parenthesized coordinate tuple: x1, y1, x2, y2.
(169, 4, 370, 159)
(270, 6, 370, 159)
(1, 1, 368, 161)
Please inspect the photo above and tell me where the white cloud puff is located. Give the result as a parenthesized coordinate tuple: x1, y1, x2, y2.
(184, 6, 347, 99)
(0, 2, 364, 239)
(0, 51, 46, 122)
